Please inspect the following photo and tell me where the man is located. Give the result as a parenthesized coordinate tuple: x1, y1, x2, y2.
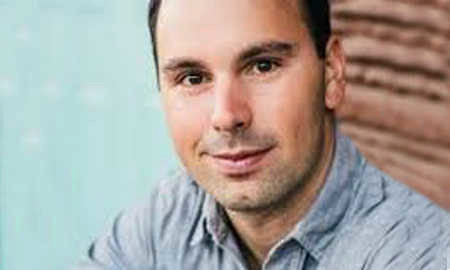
(76, 0, 448, 269)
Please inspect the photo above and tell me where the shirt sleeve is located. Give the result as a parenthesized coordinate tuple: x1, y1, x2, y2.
(364, 204, 447, 270)
(72, 169, 200, 270)
(72, 194, 157, 270)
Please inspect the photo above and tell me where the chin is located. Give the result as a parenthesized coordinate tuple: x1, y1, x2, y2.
(218, 197, 270, 212)
(212, 182, 288, 213)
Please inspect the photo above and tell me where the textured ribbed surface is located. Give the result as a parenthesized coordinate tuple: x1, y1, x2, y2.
(331, 0, 450, 209)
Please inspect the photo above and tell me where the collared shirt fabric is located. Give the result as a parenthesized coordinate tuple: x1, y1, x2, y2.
(75, 129, 449, 270)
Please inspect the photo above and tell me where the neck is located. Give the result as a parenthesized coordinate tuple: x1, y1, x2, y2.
(226, 120, 336, 267)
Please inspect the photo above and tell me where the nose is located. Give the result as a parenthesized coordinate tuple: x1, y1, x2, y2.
(211, 78, 252, 134)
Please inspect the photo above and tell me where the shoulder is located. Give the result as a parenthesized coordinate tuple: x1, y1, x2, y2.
(363, 165, 448, 270)
(80, 168, 206, 269)
(358, 162, 446, 234)
(128, 168, 205, 247)
(331, 161, 449, 270)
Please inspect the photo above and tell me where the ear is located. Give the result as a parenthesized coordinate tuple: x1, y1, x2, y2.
(324, 36, 346, 110)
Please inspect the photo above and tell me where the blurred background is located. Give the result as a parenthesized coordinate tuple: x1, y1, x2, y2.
(0, 0, 448, 269)
(0, 1, 178, 269)
(332, 0, 450, 209)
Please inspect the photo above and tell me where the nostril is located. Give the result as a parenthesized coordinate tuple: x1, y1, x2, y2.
(235, 121, 245, 129)
(213, 119, 247, 133)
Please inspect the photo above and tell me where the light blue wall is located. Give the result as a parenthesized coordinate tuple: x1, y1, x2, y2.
(0, 1, 177, 269)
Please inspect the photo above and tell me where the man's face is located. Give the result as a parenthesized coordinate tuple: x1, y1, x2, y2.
(157, 0, 328, 212)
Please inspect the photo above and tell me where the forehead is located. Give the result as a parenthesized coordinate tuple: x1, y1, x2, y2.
(156, 0, 308, 60)
(158, 0, 300, 18)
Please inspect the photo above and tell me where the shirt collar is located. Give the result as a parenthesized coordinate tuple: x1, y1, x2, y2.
(190, 191, 229, 246)
(289, 128, 384, 260)
(190, 127, 384, 259)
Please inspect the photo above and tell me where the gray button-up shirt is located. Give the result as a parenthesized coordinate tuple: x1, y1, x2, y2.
(75, 129, 449, 270)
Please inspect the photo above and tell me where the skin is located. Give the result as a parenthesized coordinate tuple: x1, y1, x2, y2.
(156, 0, 346, 268)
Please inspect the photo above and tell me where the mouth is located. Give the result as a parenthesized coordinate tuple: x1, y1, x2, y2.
(208, 146, 274, 177)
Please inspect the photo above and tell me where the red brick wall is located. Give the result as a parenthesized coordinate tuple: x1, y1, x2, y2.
(331, 0, 450, 209)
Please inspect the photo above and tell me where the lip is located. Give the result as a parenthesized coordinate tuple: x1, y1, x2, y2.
(209, 146, 274, 177)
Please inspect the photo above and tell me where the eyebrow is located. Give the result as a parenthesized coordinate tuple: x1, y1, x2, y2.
(161, 40, 298, 75)
(162, 58, 207, 74)
(237, 40, 298, 63)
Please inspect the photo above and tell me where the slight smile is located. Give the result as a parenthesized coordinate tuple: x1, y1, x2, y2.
(208, 146, 275, 178)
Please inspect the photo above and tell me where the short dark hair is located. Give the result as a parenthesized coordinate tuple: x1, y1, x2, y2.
(147, 0, 330, 69)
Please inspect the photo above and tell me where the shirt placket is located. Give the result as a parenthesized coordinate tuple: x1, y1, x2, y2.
(208, 207, 248, 270)
(262, 240, 308, 270)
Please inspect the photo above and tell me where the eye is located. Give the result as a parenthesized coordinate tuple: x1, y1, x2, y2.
(179, 73, 206, 86)
(247, 59, 281, 75)
(255, 60, 273, 73)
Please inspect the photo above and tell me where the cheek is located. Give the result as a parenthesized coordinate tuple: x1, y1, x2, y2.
(164, 95, 212, 160)
(251, 66, 321, 156)
(276, 101, 311, 150)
